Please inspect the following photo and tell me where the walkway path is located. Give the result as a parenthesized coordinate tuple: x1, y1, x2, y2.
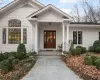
(21, 56, 82, 80)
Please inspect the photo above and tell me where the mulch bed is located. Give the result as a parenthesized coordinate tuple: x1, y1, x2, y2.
(0, 58, 36, 80)
(65, 55, 100, 80)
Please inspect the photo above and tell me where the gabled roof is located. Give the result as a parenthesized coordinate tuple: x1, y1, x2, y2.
(0, 0, 45, 14)
(27, 4, 73, 20)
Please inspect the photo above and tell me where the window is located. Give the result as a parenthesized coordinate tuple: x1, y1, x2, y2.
(2, 28, 6, 44)
(73, 31, 77, 44)
(9, 19, 21, 27)
(23, 28, 27, 44)
(8, 28, 21, 44)
(73, 31, 82, 44)
(78, 31, 82, 44)
(2, 19, 27, 44)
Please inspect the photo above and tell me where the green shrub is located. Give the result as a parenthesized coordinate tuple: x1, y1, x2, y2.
(95, 59, 100, 70)
(71, 49, 76, 56)
(28, 52, 37, 56)
(95, 47, 100, 53)
(82, 47, 87, 53)
(12, 59, 20, 66)
(0, 59, 13, 73)
(0, 53, 4, 62)
(16, 52, 26, 60)
(9, 52, 17, 57)
(84, 56, 93, 65)
(91, 56, 98, 65)
(69, 41, 74, 52)
(17, 43, 26, 53)
(71, 48, 81, 56)
(76, 46, 83, 49)
(8, 56, 16, 61)
(3, 52, 10, 59)
(76, 46, 86, 54)
(88, 46, 94, 52)
(75, 48, 82, 55)
(93, 40, 100, 51)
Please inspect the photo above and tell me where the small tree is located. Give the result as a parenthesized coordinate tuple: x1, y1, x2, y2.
(17, 43, 26, 53)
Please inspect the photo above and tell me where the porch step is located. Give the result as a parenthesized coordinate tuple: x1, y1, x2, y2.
(38, 51, 62, 56)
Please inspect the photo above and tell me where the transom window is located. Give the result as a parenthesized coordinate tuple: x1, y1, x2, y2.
(2, 19, 27, 44)
(9, 19, 21, 27)
(73, 31, 82, 44)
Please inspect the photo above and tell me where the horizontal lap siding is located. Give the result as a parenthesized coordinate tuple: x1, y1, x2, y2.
(0, 4, 39, 52)
(69, 27, 100, 49)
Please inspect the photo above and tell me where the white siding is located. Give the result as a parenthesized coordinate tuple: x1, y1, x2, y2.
(0, 4, 40, 52)
(69, 27, 100, 49)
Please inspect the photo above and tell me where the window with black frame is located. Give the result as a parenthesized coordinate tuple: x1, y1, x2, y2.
(73, 31, 82, 44)
(2, 28, 6, 44)
(73, 31, 77, 44)
(78, 31, 82, 44)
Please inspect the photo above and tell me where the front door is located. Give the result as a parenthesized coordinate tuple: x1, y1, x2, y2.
(44, 31, 56, 48)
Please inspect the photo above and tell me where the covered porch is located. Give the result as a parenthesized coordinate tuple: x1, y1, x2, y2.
(27, 4, 73, 54)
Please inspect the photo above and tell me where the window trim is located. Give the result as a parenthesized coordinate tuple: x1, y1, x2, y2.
(73, 31, 83, 44)
(2, 27, 27, 45)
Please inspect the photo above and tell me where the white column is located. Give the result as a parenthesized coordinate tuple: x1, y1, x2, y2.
(66, 24, 69, 44)
(62, 23, 65, 51)
(66, 23, 70, 51)
(34, 22, 38, 53)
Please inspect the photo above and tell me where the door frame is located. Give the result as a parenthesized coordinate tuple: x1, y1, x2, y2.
(44, 30, 56, 49)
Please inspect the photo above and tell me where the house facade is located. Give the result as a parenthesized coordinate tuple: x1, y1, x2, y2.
(0, 0, 100, 53)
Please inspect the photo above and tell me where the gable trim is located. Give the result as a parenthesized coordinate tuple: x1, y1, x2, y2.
(0, 0, 44, 13)
(27, 4, 73, 20)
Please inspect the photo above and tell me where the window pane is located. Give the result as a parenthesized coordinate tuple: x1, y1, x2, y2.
(23, 28, 27, 44)
(8, 28, 21, 44)
(73, 31, 77, 44)
(78, 31, 82, 44)
(2, 28, 6, 44)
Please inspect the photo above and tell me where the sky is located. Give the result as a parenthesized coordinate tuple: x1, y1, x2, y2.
(0, 0, 99, 15)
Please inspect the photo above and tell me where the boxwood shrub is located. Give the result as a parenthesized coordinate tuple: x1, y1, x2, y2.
(0, 53, 4, 62)
(93, 40, 100, 52)
(95, 47, 100, 53)
(91, 56, 98, 65)
(0, 59, 13, 73)
(84, 56, 93, 65)
(88, 46, 94, 52)
(95, 59, 100, 70)
(17, 43, 26, 53)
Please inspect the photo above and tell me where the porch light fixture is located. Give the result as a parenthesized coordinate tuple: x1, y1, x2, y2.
(49, 22, 51, 25)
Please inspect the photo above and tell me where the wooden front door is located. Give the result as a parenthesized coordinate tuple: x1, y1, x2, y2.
(44, 31, 56, 48)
